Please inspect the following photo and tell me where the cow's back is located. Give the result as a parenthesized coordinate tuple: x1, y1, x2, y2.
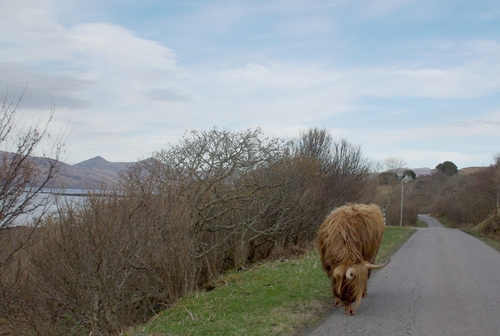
(317, 203, 384, 267)
(354, 204, 384, 263)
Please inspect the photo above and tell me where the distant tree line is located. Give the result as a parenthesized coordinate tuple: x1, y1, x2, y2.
(436, 161, 458, 175)
(404, 156, 499, 227)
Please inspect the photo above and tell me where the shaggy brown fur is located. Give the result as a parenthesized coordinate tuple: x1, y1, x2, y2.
(317, 203, 386, 315)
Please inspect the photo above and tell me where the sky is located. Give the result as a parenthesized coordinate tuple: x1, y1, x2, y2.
(1, 0, 500, 169)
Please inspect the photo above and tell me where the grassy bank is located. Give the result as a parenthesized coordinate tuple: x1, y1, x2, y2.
(127, 226, 415, 336)
(415, 220, 428, 228)
(462, 228, 500, 251)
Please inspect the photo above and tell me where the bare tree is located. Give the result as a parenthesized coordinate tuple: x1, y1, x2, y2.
(379, 156, 407, 175)
(374, 157, 408, 225)
(152, 128, 293, 264)
(0, 89, 66, 323)
(0, 91, 66, 229)
(291, 128, 374, 205)
(291, 127, 333, 166)
(464, 155, 500, 219)
(325, 138, 373, 204)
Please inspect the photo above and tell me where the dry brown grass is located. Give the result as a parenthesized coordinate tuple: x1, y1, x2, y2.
(472, 207, 500, 238)
(457, 166, 488, 175)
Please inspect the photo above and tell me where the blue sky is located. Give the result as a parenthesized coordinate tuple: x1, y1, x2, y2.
(1, 0, 500, 169)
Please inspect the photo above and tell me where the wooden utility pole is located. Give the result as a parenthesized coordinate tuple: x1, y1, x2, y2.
(400, 176, 410, 226)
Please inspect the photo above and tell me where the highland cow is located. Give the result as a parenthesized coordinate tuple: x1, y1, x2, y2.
(317, 203, 390, 315)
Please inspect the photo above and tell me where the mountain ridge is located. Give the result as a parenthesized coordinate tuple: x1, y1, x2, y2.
(50, 156, 133, 189)
(21, 153, 486, 190)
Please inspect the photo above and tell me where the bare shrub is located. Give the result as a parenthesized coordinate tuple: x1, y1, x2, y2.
(474, 208, 500, 237)
(291, 129, 375, 207)
(0, 91, 66, 231)
(5, 189, 194, 335)
(402, 203, 418, 226)
(0, 90, 66, 330)
(374, 157, 409, 223)
(325, 138, 375, 204)
(2, 126, 376, 334)
(382, 200, 417, 226)
(407, 157, 499, 227)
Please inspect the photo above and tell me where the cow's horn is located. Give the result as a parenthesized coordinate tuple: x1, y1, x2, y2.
(345, 267, 356, 279)
(365, 257, 391, 270)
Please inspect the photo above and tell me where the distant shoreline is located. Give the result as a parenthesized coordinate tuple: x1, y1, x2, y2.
(38, 188, 120, 197)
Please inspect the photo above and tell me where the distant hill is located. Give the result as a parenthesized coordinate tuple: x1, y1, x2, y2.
(377, 167, 436, 179)
(457, 166, 488, 175)
(49, 156, 132, 189)
(17, 154, 135, 190)
(0, 150, 133, 190)
(412, 168, 435, 177)
(23, 153, 494, 190)
(381, 167, 483, 179)
(73, 156, 129, 173)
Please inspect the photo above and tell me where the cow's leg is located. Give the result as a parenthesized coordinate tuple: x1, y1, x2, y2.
(334, 298, 343, 306)
(344, 304, 355, 316)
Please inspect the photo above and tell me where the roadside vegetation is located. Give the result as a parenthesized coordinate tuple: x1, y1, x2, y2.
(401, 156, 500, 252)
(465, 206, 500, 252)
(406, 156, 499, 228)
(0, 92, 67, 335)
(415, 220, 428, 228)
(0, 127, 380, 335)
(127, 226, 414, 336)
(462, 227, 500, 251)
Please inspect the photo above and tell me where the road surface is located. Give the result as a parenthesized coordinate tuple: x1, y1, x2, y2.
(306, 214, 500, 336)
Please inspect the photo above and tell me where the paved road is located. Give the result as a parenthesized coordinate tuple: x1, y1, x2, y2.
(306, 214, 500, 336)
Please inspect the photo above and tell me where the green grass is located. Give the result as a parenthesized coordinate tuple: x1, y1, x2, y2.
(461, 228, 500, 251)
(127, 226, 414, 336)
(375, 226, 415, 262)
(414, 220, 428, 228)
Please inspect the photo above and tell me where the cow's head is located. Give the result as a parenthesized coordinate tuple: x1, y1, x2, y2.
(332, 259, 390, 306)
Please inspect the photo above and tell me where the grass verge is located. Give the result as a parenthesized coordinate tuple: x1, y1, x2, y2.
(461, 228, 500, 251)
(126, 226, 414, 336)
(414, 220, 428, 228)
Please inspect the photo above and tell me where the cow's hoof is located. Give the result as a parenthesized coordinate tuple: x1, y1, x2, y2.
(334, 298, 343, 306)
(344, 305, 355, 316)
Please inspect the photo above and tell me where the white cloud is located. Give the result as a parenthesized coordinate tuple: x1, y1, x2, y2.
(0, 64, 91, 109)
(185, 62, 355, 127)
(69, 23, 176, 71)
(354, 116, 500, 147)
(0, 0, 191, 163)
(1, 0, 499, 168)
(381, 149, 476, 169)
(187, 42, 500, 129)
(0, 0, 72, 63)
(215, 62, 345, 92)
